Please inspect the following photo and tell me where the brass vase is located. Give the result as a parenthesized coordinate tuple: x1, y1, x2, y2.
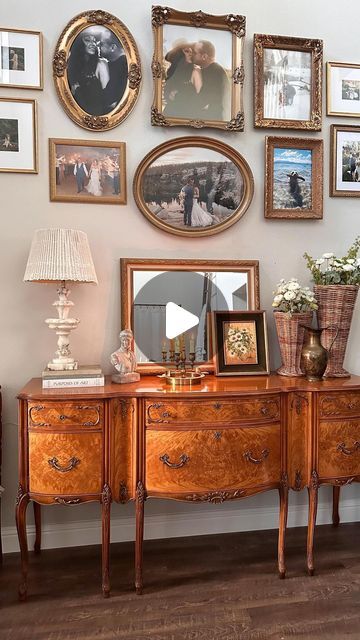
(300, 327, 328, 382)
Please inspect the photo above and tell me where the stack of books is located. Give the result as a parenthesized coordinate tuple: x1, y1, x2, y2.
(42, 365, 104, 389)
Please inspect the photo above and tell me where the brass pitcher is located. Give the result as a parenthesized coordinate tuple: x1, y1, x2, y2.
(300, 326, 339, 382)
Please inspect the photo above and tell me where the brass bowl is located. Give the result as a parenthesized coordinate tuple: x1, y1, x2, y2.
(158, 370, 205, 388)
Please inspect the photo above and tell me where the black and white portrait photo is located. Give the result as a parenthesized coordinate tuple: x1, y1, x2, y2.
(1, 46, 25, 71)
(0, 118, 19, 151)
(67, 25, 128, 116)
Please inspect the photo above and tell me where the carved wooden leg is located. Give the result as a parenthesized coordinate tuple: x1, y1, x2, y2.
(33, 502, 41, 554)
(278, 472, 289, 579)
(332, 486, 340, 527)
(101, 484, 111, 598)
(307, 471, 319, 576)
(15, 485, 30, 601)
(135, 481, 145, 595)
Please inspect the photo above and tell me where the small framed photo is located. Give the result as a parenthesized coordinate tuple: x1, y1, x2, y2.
(254, 34, 323, 130)
(327, 62, 360, 117)
(330, 124, 360, 197)
(0, 98, 37, 173)
(49, 138, 126, 204)
(0, 28, 42, 89)
(151, 6, 245, 131)
(212, 311, 269, 376)
(265, 136, 323, 219)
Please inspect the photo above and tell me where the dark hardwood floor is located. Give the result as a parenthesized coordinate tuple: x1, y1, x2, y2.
(1, 523, 360, 639)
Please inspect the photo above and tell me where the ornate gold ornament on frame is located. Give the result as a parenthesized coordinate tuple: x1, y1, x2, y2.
(53, 10, 141, 131)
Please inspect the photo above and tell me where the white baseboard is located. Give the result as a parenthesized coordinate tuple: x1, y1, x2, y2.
(2, 497, 359, 554)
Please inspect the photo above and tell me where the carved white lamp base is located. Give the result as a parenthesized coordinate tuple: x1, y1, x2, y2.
(45, 282, 80, 371)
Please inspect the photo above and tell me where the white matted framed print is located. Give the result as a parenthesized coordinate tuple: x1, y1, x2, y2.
(0, 98, 38, 173)
(330, 124, 360, 197)
(327, 62, 360, 117)
(0, 28, 42, 89)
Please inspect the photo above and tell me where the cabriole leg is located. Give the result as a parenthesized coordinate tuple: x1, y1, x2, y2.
(15, 486, 30, 601)
(135, 481, 145, 595)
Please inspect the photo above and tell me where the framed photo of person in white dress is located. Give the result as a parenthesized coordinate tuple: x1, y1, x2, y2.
(49, 138, 126, 204)
(133, 136, 254, 237)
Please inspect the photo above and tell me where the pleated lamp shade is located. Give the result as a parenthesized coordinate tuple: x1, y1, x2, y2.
(24, 228, 98, 284)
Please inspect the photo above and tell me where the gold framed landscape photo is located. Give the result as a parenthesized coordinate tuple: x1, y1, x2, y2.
(330, 124, 360, 197)
(53, 10, 141, 131)
(212, 311, 269, 376)
(151, 6, 245, 131)
(0, 97, 37, 173)
(254, 34, 323, 130)
(265, 136, 323, 219)
(0, 28, 42, 89)
(49, 138, 126, 204)
(133, 136, 254, 237)
(327, 62, 360, 117)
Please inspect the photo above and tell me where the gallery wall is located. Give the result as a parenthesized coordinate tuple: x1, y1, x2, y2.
(1, 0, 360, 552)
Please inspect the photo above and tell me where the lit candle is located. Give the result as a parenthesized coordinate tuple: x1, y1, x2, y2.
(174, 337, 180, 352)
(162, 339, 167, 352)
(189, 333, 195, 353)
(169, 338, 175, 351)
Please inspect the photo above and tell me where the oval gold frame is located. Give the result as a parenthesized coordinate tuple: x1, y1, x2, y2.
(133, 136, 254, 238)
(53, 10, 141, 131)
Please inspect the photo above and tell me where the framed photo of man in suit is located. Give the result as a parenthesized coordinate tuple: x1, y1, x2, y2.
(151, 7, 245, 132)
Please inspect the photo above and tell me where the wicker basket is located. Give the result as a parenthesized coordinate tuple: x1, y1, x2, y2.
(274, 311, 313, 376)
(314, 284, 359, 377)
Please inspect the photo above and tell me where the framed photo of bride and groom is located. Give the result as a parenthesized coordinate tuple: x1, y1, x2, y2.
(49, 139, 126, 204)
(151, 7, 245, 131)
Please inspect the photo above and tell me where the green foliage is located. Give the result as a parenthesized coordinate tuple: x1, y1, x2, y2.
(304, 237, 360, 286)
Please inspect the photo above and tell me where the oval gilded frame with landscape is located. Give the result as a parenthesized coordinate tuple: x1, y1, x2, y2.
(133, 136, 254, 237)
(53, 10, 141, 131)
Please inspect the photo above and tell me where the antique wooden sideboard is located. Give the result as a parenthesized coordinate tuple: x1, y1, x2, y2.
(17, 374, 360, 599)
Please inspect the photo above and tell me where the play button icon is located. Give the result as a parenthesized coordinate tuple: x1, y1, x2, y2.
(165, 302, 199, 339)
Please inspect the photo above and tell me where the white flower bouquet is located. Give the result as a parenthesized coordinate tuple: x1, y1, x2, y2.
(226, 326, 256, 360)
(272, 278, 318, 316)
(304, 237, 360, 286)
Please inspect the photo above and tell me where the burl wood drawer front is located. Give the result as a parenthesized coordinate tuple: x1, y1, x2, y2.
(145, 396, 280, 427)
(29, 432, 103, 495)
(319, 392, 360, 419)
(146, 425, 281, 493)
(318, 420, 360, 479)
(28, 401, 104, 429)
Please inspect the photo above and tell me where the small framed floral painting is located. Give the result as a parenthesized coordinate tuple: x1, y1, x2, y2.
(212, 310, 269, 376)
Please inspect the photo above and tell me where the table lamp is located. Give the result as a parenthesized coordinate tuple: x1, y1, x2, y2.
(24, 228, 98, 371)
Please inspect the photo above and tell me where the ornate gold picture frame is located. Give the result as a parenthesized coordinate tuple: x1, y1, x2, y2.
(53, 10, 141, 131)
(133, 136, 254, 237)
(49, 138, 126, 204)
(265, 136, 323, 219)
(151, 6, 245, 131)
(330, 124, 360, 197)
(254, 34, 323, 131)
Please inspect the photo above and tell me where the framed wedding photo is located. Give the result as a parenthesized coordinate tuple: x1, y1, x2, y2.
(49, 138, 126, 204)
(53, 10, 141, 131)
(212, 311, 269, 376)
(254, 34, 323, 130)
(151, 6, 245, 131)
(0, 28, 42, 89)
(327, 62, 360, 117)
(0, 98, 37, 173)
(133, 136, 254, 237)
(330, 124, 360, 197)
(265, 136, 323, 219)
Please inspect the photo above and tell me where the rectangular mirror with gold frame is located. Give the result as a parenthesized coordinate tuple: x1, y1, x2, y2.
(121, 258, 260, 372)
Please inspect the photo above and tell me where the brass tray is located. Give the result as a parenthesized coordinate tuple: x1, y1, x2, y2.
(158, 370, 205, 389)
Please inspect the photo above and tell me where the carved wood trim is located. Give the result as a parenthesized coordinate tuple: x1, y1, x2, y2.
(291, 394, 309, 416)
(185, 489, 246, 504)
(102, 483, 112, 506)
(119, 481, 128, 504)
(294, 470, 302, 491)
(280, 471, 289, 491)
(147, 403, 171, 423)
(16, 483, 26, 506)
(54, 497, 81, 505)
(310, 470, 319, 491)
(136, 480, 146, 504)
(28, 406, 50, 427)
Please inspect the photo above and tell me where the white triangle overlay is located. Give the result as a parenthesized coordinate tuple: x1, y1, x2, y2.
(165, 302, 199, 339)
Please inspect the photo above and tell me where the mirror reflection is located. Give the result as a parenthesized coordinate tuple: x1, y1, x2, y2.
(133, 270, 249, 363)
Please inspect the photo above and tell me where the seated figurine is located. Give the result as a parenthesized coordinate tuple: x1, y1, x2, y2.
(110, 329, 140, 384)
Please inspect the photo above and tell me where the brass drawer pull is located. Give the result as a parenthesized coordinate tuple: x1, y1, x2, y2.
(337, 441, 360, 456)
(54, 497, 81, 505)
(59, 414, 71, 421)
(347, 401, 358, 411)
(75, 405, 101, 427)
(160, 453, 190, 469)
(244, 449, 269, 464)
(48, 456, 80, 472)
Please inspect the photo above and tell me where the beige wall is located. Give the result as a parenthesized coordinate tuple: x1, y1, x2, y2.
(1, 0, 360, 549)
